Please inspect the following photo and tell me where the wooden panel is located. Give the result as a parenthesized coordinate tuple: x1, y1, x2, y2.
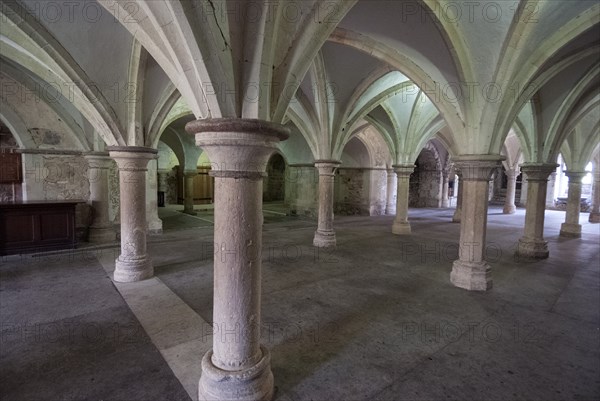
(193, 168, 214, 204)
(1, 214, 36, 243)
(0, 201, 78, 255)
(39, 213, 71, 240)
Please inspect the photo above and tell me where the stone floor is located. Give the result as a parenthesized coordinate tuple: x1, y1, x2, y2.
(1, 204, 599, 401)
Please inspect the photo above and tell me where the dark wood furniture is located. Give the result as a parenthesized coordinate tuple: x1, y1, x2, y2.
(0, 200, 82, 255)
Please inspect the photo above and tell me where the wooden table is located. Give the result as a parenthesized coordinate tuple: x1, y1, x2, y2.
(0, 200, 83, 255)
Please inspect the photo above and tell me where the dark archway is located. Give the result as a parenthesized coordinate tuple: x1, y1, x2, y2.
(264, 153, 286, 202)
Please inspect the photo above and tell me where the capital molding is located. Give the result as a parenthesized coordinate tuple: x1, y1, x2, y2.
(519, 163, 559, 182)
(564, 170, 587, 182)
(452, 155, 504, 181)
(392, 164, 415, 176)
(185, 118, 289, 176)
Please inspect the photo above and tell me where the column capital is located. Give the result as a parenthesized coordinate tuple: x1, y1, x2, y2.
(186, 118, 289, 179)
(564, 170, 587, 182)
(505, 168, 519, 178)
(519, 163, 558, 181)
(108, 146, 158, 171)
(184, 170, 198, 177)
(393, 164, 415, 176)
(314, 160, 341, 176)
(453, 155, 504, 181)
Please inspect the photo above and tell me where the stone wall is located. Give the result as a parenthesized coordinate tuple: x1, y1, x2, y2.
(335, 168, 370, 215)
(22, 152, 92, 240)
(285, 165, 317, 217)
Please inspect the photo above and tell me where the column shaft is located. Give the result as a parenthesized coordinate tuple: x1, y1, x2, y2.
(146, 158, 163, 234)
(108, 147, 157, 282)
(441, 172, 450, 208)
(560, 171, 586, 237)
(516, 163, 558, 259)
(313, 161, 340, 247)
(590, 169, 600, 223)
(503, 169, 518, 214)
(386, 169, 398, 215)
(452, 171, 463, 223)
(85, 154, 116, 243)
(450, 157, 502, 291)
(392, 165, 414, 235)
(186, 118, 288, 401)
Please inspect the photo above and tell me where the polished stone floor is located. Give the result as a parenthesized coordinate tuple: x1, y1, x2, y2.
(1, 204, 599, 401)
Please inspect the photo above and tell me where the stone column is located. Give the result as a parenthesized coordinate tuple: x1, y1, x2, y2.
(590, 169, 600, 223)
(108, 146, 157, 282)
(515, 163, 558, 259)
(392, 164, 415, 235)
(441, 170, 450, 208)
(146, 157, 163, 234)
(386, 168, 398, 215)
(185, 118, 288, 401)
(560, 171, 586, 238)
(313, 160, 340, 247)
(503, 168, 518, 214)
(450, 157, 502, 291)
(519, 172, 528, 206)
(183, 170, 197, 215)
(546, 171, 557, 208)
(452, 170, 463, 223)
(85, 153, 116, 243)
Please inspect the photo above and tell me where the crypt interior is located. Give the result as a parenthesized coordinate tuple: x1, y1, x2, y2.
(0, 1, 599, 400)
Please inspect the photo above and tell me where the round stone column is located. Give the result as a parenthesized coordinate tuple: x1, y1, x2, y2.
(392, 164, 415, 235)
(313, 160, 340, 247)
(108, 146, 157, 282)
(546, 172, 557, 208)
(183, 170, 197, 215)
(85, 153, 116, 243)
(503, 168, 518, 214)
(560, 171, 586, 238)
(590, 169, 600, 223)
(186, 118, 289, 401)
(386, 168, 398, 215)
(515, 163, 558, 259)
(441, 170, 450, 208)
(146, 157, 163, 234)
(452, 170, 463, 223)
(450, 156, 502, 291)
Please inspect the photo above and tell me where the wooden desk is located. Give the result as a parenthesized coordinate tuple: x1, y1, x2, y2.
(0, 200, 82, 255)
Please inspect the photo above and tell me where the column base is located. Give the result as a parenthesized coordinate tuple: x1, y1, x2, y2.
(183, 208, 197, 216)
(114, 256, 153, 282)
(88, 226, 117, 243)
(392, 220, 411, 235)
(313, 229, 336, 247)
(589, 212, 600, 223)
(452, 209, 461, 223)
(385, 207, 396, 216)
(450, 260, 492, 291)
(148, 218, 163, 235)
(515, 237, 549, 259)
(199, 345, 274, 401)
(441, 200, 450, 208)
(559, 223, 582, 238)
(503, 204, 516, 214)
